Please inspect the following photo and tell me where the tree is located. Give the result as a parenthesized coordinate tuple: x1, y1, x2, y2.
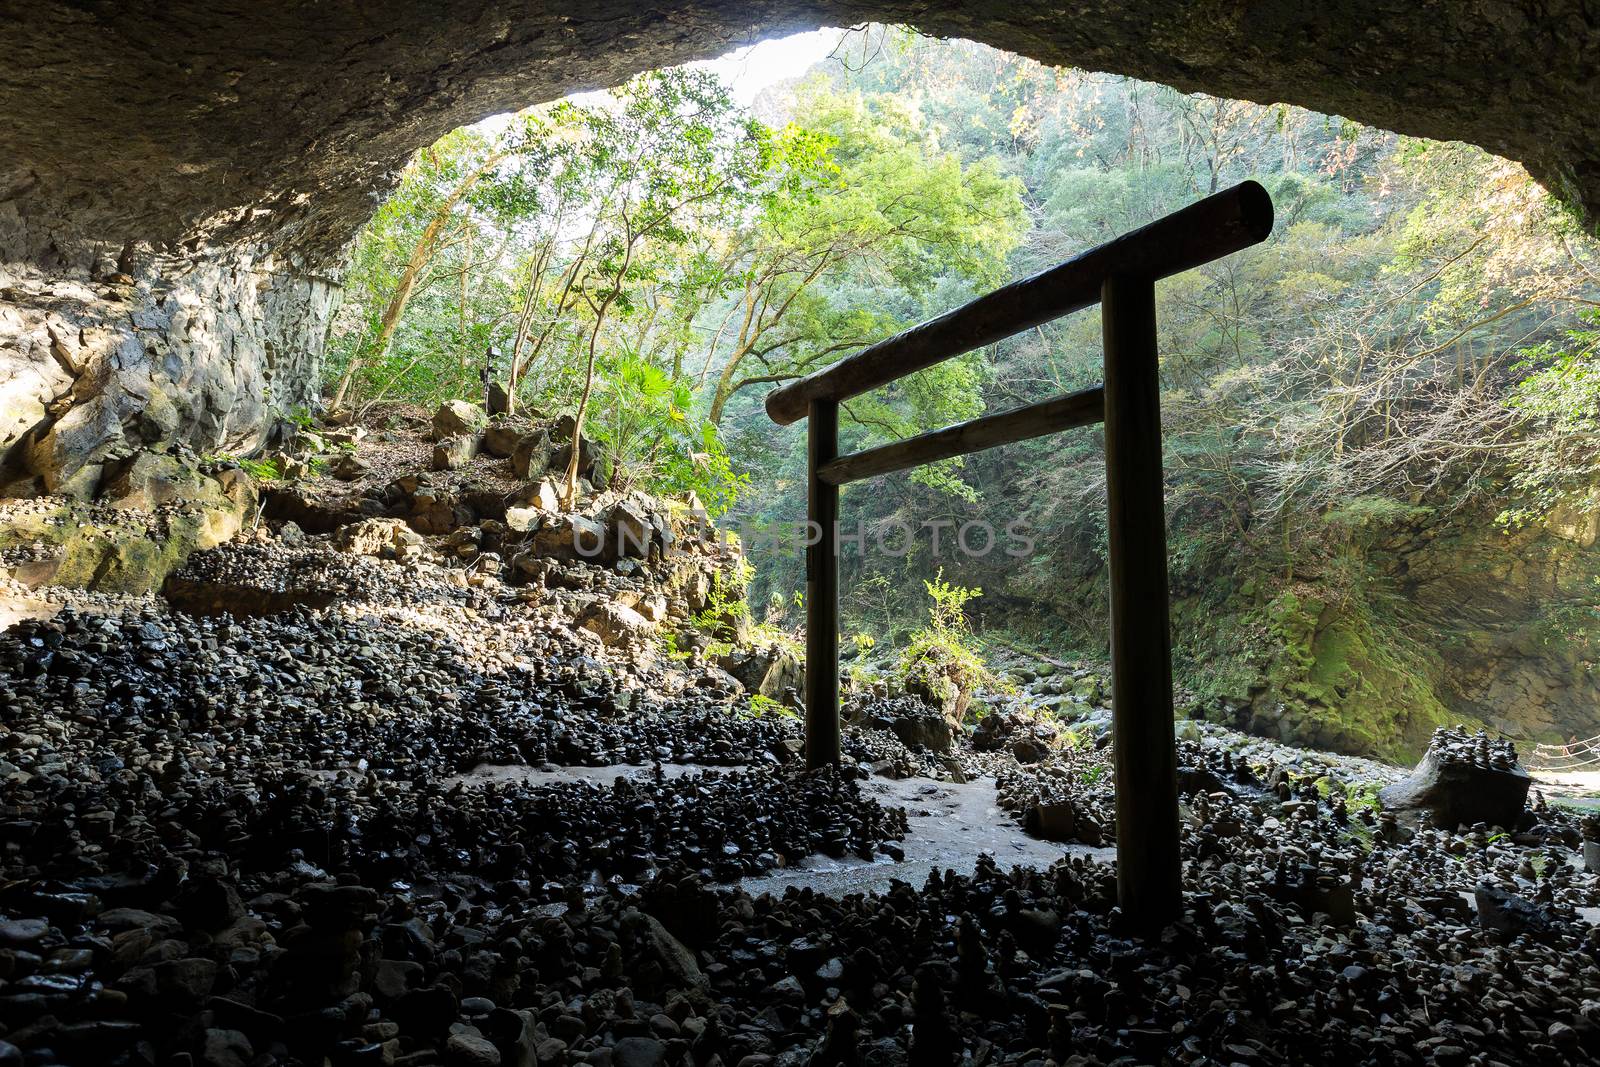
(526, 68, 771, 504)
(700, 82, 1025, 426)
(328, 119, 560, 412)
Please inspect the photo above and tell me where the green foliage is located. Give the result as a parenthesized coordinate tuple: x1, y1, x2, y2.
(896, 571, 999, 718)
(692, 560, 753, 651)
(589, 348, 747, 513)
(1321, 495, 1432, 530)
(1512, 311, 1600, 431)
(235, 457, 285, 482)
(743, 693, 798, 721)
(656, 630, 693, 662)
(1500, 309, 1600, 525)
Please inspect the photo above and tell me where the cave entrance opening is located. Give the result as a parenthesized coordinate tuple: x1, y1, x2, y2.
(765, 180, 1275, 927)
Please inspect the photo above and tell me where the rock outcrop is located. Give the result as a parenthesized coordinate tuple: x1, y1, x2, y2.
(0, 455, 255, 593)
(0, 258, 334, 498)
(1379, 726, 1531, 830)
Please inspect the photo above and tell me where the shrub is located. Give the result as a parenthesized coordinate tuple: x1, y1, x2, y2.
(895, 570, 1000, 719)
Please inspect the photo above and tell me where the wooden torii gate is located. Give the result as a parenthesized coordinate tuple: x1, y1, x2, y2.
(764, 181, 1274, 925)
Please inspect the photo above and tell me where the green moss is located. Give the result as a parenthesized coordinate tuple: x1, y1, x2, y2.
(0, 499, 245, 595)
(1167, 574, 1471, 761)
(1251, 589, 1463, 760)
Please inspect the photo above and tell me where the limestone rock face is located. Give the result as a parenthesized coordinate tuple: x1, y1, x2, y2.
(431, 401, 486, 442)
(4, 0, 1600, 267)
(0, 463, 256, 594)
(0, 258, 333, 499)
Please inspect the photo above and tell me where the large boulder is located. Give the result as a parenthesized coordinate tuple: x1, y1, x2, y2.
(1474, 884, 1565, 943)
(526, 514, 606, 561)
(507, 479, 560, 513)
(482, 423, 523, 459)
(485, 381, 511, 417)
(332, 517, 424, 558)
(510, 432, 553, 480)
(718, 644, 803, 702)
(902, 649, 974, 732)
(431, 400, 486, 441)
(0, 500, 247, 594)
(579, 601, 655, 647)
(608, 499, 655, 559)
(261, 483, 358, 534)
(1023, 801, 1079, 843)
(1378, 727, 1530, 829)
(330, 453, 369, 481)
(972, 708, 1060, 761)
(430, 433, 479, 471)
(0, 460, 255, 593)
(99, 451, 222, 510)
(406, 483, 466, 535)
(550, 435, 595, 483)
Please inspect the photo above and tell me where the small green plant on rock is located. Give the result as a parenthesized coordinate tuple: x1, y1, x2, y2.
(896, 570, 1001, 722)
(693, 561, 753, 639)
(656, 631, 692, 663)
(744, 693, 798, 721)
(236, 456, 285, 482)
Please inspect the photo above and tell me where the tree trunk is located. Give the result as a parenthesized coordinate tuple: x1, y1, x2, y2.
(563, 250, 631, 506)
(707, 343, 747, 426)
(331, 151, 504, 411)
(563, 310, 611, 506)
(457, 224, 472, 368)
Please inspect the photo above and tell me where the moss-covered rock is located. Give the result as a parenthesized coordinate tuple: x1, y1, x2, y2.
(0, 459, 255, 594)
(1245, 590, 1458, 761)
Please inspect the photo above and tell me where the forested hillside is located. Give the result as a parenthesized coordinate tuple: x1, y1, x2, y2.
(324, 30, 1600, 759)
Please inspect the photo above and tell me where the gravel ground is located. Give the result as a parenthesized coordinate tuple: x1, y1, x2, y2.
(3, 442, 1600, 1065)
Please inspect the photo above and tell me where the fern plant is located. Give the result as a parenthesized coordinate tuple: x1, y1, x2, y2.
(590, 348, 748, 514)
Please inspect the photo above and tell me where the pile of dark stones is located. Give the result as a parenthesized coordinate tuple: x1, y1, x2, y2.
(7, 567, 1600, 1065)
(1426, 726, 1521, 771)
(6, 427, 1600, 1064)
(971, 707, 1065, 765)
(0, 578, 918, 1065)
(995, 743, 1117, 847)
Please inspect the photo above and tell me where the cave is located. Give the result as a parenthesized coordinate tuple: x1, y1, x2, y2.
(4, 5, 1600, 1066)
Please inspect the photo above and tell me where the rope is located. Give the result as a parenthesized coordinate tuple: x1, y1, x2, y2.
(1531, 757, 1600, 774)
(1527, 732, 1600, 773)
(1528, 750, 1600, 773)
(1532, 732, 1600, 754)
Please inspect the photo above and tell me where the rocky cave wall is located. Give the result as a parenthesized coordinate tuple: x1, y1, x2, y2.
(1193, 507, 1600, 757)
(0, 246, 337, 497)
(3, 1, 1600, 486)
